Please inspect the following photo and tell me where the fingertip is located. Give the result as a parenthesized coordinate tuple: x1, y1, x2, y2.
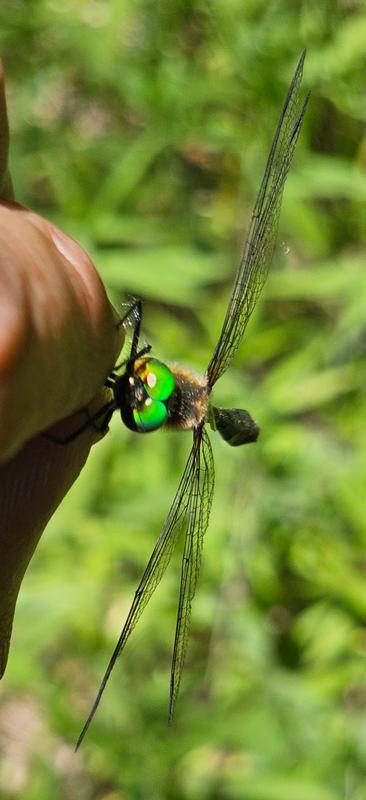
(44, 219, 124, 361)
(0, 207, 122, 458)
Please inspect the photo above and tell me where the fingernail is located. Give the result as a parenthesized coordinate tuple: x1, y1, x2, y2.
(49, 228, 87, 270)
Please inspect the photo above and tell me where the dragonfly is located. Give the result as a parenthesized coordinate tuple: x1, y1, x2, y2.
(73, 51, 309, 748)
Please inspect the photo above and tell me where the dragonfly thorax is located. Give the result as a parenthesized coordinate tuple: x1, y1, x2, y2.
(165, 366, 209, 430)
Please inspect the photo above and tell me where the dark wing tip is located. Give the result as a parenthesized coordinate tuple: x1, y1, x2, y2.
(75, 706, 96, 751)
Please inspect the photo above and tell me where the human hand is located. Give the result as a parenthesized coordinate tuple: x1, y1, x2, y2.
(0, 65, 123, 677)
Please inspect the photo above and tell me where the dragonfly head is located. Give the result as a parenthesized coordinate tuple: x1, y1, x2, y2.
(114, 357, 175, 433)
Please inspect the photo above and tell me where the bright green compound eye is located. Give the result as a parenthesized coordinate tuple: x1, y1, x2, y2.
(137, 358, 175, 401)
(133, 398, 168, 432)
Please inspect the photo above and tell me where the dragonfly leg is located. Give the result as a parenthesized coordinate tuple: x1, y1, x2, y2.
(43, 400, 116, 445)
(115, 298, 142, 332)
(113, 344, 152, 374)
(112, 298, 149, 371)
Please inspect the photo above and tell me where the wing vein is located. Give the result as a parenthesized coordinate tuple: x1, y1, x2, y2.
(168, 426, 215, 721)
(76, 437, 199, 749)
(207, 52, 309, 386)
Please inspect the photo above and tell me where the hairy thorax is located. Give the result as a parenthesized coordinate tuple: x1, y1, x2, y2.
(165, 365, 209, 430)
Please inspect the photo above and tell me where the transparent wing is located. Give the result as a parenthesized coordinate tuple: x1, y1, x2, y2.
(206, 51, 310, 387)
(76, 432, 203, 749)
(168, 425, 215, 722)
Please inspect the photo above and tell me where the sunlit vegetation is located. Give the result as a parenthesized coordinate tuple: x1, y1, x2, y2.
(1, 1, 366, 797)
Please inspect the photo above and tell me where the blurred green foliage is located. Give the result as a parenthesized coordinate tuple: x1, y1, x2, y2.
(1, 1, 366, 798)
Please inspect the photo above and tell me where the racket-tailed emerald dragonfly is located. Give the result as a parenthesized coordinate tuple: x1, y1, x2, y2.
(69, 52, 309, 747)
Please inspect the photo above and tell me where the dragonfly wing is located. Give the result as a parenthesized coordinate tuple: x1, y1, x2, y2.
(169, 425, 215, 722)
(76, 434, 201, 749)
(206, 51, 309, 387)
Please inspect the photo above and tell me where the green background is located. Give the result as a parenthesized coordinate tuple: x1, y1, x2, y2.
(1, 1, 366, 798)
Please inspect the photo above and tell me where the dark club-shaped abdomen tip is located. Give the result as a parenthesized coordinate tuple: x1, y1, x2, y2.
(212, 407, 260, 447)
